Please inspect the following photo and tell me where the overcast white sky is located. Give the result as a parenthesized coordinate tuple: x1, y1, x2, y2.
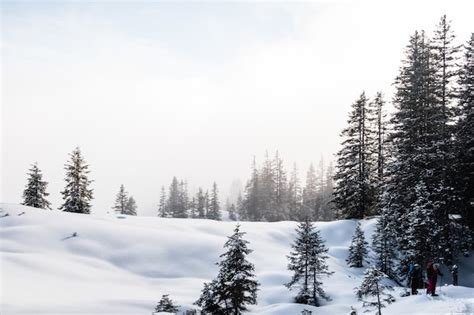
(1, 0, 473, 215)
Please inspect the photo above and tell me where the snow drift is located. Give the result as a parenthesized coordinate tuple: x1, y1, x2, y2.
(1, 203, 473, 314)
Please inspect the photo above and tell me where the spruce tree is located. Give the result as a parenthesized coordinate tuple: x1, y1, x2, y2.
(196, 188, 207, 219)
(260, 151, 276, 221)
(207, 182, 221, 220)
(125, 196, 137, 216)
(302, 163, 318, 220)
(195, 225, 259, 314)
(356, 267, 394, 315)
(155, 294, 179, 313)
(347, 222, 368, 268)
(371, 206, 398, 281)
(228, 203, 237, 221)
(273, 151, 288, 221)
(59, 147, 93, 214)
(22, 163, 51, 209)
(112, 184, 128, 214)
(167, 177, 187, 218)
(288, 163, 303, 221)
(368, 92, 387, 215)
(454, 33, 474, 230)
(333, 92, 374, 219)
(286, 220, 333, 306)
(158, 186, 167, 217)
(242, 157, 260, 221)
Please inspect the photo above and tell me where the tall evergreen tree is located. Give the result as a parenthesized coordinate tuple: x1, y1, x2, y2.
(260, 151, 276, 221)
(288, 163, 303, 221)
(347, 222, 368, 268)
(196, 225, 259, 314)
(286, 220, 333, 306)
(368, 92, 387, 215)
(302, 163, 318, 220)
(333, 92, 374, 219)
(454, 33, 474, 230)
(112, 184, 128, 214)
(273, 151, 288, 221)
(242, 157, 260, 221)
(384, 29, 460, 264)
(59, 147, 93, 214)
(167, 177, 187, 218)
(207, 182, 221, 220)
(158, 186, 167, 217)
(196, 188, 207, 219)
(22, 163, 51, 209)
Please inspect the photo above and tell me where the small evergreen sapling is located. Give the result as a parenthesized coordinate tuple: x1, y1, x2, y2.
(112, 184, 128, 214)
(155, 294, 179, 314)
(286, 219, 333, 306)
(347, 222, 369, 268)
(22, 163, 51, 209)
(59, 147, 93, 214)
(195, 224, 259, 314)
(356, 267, 394, 315)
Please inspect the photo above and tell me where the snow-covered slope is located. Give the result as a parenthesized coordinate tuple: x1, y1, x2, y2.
(1, 203, 473, 314)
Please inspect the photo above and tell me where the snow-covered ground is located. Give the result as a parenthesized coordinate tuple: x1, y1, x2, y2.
(1, 203, 473, 314)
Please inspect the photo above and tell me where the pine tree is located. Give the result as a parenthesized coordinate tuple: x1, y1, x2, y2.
(155, 294, 179, 313)
(286, 220, 333, 306)
(288, 163, 303, 221)
(302, 163, 318, 220)
(333, 92, 374, 219)
(167, 177, 187, 218)
(22, 163, 51, 209)
(59, 147, 93, 214)
(195, 225, 259, 314)
(273, 151, 288, 221)
(125, 196, 137, 216)
(158, 186, 167, 217)
(347, 222, 368, 268)
(243, 157, 260, 221)
(112, 184, 128, 214)
(356, 267, 394, 315)
(371, 205, 398, 281)
(196, 188, 207, 219)
(384, 29, 459, 264)
(228, 203, 237, 221)
(207, 182, 221, 220)
(260, 151, 276, 221)
(195, 280, 222, 314)
(403, 181, 438, 265)
(368, 92, 387, 215)
(454, 33, 474, 230)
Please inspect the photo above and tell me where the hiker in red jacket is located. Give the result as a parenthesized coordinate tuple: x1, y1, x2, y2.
(426, 262, 443, 296)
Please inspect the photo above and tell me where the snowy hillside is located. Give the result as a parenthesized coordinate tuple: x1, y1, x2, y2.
(1, 203, 473, 315)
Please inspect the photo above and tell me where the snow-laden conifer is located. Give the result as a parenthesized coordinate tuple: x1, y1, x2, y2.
(347, 222, 368, 268)
(286, 220, 333, 306)
(22, 163, 51, 209)
(59, 147, 93, 214)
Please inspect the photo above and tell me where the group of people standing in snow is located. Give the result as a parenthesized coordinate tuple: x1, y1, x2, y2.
(407, 260, 459, 296)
